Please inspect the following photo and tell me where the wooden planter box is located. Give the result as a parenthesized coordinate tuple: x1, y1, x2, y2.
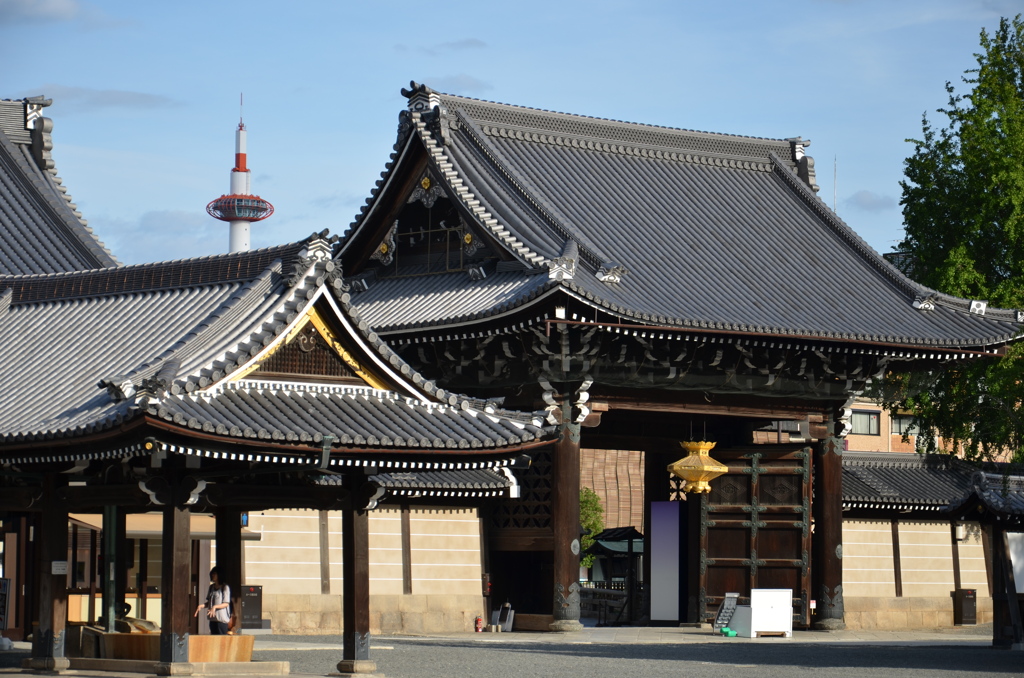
(103, 633, 254, 662)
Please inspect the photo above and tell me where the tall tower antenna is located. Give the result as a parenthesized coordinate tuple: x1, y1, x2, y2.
(833, 155, 837, 213)
(206, 110, 274, 253)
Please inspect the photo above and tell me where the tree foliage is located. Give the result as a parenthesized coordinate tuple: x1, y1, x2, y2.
(885, 15, 1024, 462)
(579, 486, 605, 569)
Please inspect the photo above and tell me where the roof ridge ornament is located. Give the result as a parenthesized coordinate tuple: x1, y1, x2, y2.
(912, 295, 937, 311)
(596, 262, 627, 284)
(401, 81, 441, 113)
(786, 137, 819, 193)
(548, 240, 578, 281)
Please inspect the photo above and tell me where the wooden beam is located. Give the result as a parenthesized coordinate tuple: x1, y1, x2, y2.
(138, 539, 149, 620)
(812, 428, 845, 630)
(488, 529, 553, 551)
(550, 401, 583, 631)
(951, 521, 962, 591)
(26, 476, 69, 671)
(891, 518, 903, 598)
(319, 510, 332, 595)
(159, 503, 191, 665)
(593, 390, 830, 420)
(215, 509, 243, 633)
(983, 525, 994, 597)
(338, 491, 375, 675)
(401, 506, 412, 596)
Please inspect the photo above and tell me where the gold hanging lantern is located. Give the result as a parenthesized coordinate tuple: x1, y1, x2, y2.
(667, 441, 729, 494)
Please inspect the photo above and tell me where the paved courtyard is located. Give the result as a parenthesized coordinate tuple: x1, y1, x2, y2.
(1, 625, 1020, 677)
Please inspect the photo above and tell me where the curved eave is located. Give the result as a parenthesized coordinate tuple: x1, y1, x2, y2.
(364, 277, 1018, 355)
(340, 130, 421, 264)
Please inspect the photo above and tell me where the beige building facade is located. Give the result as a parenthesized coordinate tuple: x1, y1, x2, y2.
(233, 507, 487, 634)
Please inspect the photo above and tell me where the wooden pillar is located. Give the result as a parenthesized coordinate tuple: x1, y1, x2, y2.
(951, 521, 962, 591)
(158, 504, 191, 667)
(337, 491, 375, 675)
(319, 510, 333, 595)
(992, 527, 1024, 649)
(812, 425, 845, 629)
(138, 539, 149, 620)
(549, 399, 583, 632)
(27, 476, 69, 672)
(114, 509, 127, 621)
(891, 518, 903, 598)
(101, 504, 118, 632)
(215, 508, 243, 632)
(87, 529, 97, 624)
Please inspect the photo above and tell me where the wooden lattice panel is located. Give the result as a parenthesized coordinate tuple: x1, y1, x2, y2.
(492, 448, 552, 530)
(256, 325, 356, 379)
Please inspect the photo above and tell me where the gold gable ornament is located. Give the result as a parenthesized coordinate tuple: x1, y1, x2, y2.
(667, 441, 729, 494)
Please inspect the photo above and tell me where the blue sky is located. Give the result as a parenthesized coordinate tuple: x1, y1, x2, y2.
(1, 0, 1017, 265)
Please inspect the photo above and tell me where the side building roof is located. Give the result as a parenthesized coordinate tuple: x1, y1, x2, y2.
(342, 83, 1021, 352)
(842, 451, 978, 512)
(0, 97, 118, 274)
(0, 235, 552, 470)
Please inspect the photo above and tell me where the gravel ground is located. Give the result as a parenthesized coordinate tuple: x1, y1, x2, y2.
(252, 632, 1024, 678)
(1, 627, 1020, 677)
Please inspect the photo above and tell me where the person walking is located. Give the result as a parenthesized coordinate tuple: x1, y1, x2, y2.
(195, 566, 232, 635)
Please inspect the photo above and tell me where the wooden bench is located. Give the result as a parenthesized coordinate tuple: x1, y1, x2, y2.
(102, 633, 254, 662)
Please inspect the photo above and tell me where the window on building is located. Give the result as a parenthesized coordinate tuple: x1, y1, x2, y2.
(891, 414, 919, 436)
(851, 410, 880, 436)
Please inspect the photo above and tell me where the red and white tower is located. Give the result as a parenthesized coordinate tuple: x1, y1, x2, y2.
(207, 117, 273, 253)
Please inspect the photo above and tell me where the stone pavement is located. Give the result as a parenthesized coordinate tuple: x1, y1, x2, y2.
(0, 624, 1005, 678)
(255, 622, 993, 649)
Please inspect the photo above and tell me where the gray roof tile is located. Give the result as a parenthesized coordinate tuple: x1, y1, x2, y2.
(842, 451, 976, 510)
(0, 99, 117, 273)
(0, 237, 553, 453)
(347, 86, 1022, 350)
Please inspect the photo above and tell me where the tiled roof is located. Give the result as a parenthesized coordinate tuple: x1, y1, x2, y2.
(346, 85, 1022, 350)
(0, 98, 118, 274)
(354, 270, 553, 332)
(145, 380, 544, 450)
(842, 451, 976, 511)
(948, 471, 1024, 522)
(313, 466, 517, 501)
(0, 236, 552, 457)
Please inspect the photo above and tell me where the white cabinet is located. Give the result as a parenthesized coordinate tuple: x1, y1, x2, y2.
(727, 589, 793, 638)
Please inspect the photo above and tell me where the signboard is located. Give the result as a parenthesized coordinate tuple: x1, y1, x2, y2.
(241, 585, 263, 629)
(0, 578, 9, 630)
(51, 561, 68, 576)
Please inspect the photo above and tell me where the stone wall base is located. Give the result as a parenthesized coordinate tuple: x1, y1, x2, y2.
(262, 593, 485, 635)
(844, 596, 993, 630)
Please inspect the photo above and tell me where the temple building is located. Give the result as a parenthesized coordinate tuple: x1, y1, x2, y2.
(2, 79, 1024, 675)
(0, 97, 553, 674)
(336, 82, 1023, 630)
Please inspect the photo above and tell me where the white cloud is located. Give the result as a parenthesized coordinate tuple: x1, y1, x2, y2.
(98, 210, 224, 265)
(424, 74, 493, 95)
(395, 38, 487, 57)
(0, 0, 80, 24)
(845, 190, 897, 212)
(20, 84, 181, 114)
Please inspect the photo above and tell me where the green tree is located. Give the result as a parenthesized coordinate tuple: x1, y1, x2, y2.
(885, 15, 1024, 461)
(579, 486, 605, 569)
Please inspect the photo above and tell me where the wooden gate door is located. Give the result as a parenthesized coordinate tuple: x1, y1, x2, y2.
(698, 446, 811, 626)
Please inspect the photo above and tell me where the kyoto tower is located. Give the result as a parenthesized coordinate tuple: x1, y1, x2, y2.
(207, 109, 273, 253)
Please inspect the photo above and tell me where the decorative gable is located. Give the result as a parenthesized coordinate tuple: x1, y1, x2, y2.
(254, 323, 357, 381)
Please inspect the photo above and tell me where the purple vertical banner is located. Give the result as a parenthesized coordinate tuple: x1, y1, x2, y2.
(0, 578, 8, 630)
(650, 502, 680, 623)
